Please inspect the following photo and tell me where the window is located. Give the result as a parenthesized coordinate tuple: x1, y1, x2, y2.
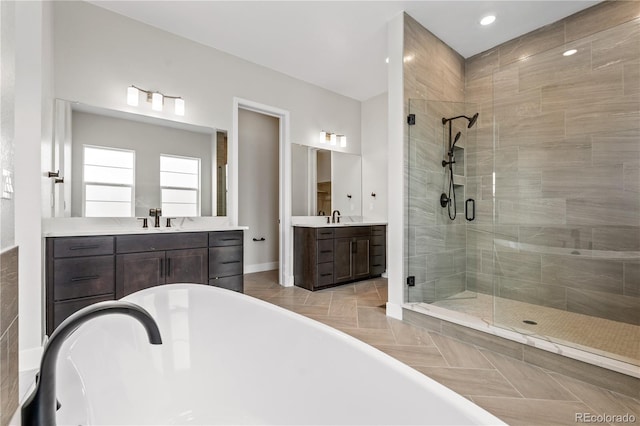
(160, 154, 200, 217)
(83, 145, 135, 217)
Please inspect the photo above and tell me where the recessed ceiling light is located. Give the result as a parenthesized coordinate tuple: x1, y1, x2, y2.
(563, 49, 577, 56)
(480, 15, 496, 26)
(385, 57, 389, 63)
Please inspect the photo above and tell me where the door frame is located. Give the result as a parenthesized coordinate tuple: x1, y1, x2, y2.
(232, 98, 292, 286)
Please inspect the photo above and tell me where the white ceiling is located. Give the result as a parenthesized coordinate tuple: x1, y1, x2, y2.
(89, 1, 600, 101)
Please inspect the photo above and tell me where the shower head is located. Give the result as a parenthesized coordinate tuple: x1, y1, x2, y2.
(468, 112, 479, 128)
(442, 113, 480, 128)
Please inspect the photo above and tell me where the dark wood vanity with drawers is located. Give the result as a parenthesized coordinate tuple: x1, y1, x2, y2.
(45, 230, 244, 334)
(293, 225, 386, 291)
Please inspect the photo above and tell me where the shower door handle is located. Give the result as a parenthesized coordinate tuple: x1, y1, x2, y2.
(465, 198, 475, 222)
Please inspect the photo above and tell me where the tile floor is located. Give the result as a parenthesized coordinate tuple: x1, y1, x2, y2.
(245, 270, 640, 426)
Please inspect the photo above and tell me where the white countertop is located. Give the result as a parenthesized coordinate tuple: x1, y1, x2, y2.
(42, 217, 248, 238)
(292, 221, 387, 228)
(290, 216, 387, 228)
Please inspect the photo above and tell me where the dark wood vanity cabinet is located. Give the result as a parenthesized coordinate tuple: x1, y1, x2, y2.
(45, 236, 117, 334)
(294, 225, 386, 291)
(208, 230, 244, 292)
(46, 230, 244, 334)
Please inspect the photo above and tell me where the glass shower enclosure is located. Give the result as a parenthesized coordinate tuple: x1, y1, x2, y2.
(406, 16, 639, 367)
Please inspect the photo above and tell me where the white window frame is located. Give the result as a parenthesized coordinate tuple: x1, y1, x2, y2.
(160, 153, 201, 217)
(82, 144, 136, 217)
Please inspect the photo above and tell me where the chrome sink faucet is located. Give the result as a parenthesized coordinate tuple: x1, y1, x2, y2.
(21, 301, 162, 426)
(149, 208, 162, 228)
(332, 210, 341, 223)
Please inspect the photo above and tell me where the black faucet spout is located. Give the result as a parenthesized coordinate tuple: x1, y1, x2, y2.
(21, 301, 162, 426)
(331, 210, 341, 224)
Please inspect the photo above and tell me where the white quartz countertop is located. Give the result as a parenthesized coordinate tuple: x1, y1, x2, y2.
(292, 221, 387, 228)
(42, 217, 248, 238)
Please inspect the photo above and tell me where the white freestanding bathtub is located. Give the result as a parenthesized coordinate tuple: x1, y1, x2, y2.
(54, 284, 503, 425)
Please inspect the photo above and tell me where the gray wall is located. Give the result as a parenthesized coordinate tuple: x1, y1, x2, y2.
(0, 2, 19, 425)
(238, 109, 279, 269)
(71, 111, 213, 217)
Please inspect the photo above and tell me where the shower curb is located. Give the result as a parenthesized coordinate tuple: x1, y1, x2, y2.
(403, 307, 640, 398)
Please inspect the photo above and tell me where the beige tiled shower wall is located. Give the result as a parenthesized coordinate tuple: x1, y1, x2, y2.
(465, 1, 640, 326)
(403, 14, 470, 303)
(0, 248, 18, 426)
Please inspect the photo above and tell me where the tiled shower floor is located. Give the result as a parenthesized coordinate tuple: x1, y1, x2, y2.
(430, 291, 640, 366)
(245, 271, 640, 425)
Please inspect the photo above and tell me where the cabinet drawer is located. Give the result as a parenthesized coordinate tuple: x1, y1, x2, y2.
(209, 246, 243, 278)
(371, 226, 386, 236)
(209, 231, 243, 247)
(317, 239, 334, 263)
(370, 235, 385, 247)
(370, 255, 385, 275)
(53, 256, 115, 301)
(335, 226, 370, 239)
(317, 262, 334, 286)
(370, 243, 385, 257)
(53, 295, 114, 331)
(209, 275, 243, 293)
(315, 228, 335, 240)
(53, 236, 114, 258)
(116, 232, 207, 254)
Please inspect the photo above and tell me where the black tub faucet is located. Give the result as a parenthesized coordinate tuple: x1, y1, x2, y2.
(21, 301, 163, 426)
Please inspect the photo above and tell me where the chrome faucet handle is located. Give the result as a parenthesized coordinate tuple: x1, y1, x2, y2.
(166, 217, 176, 227)
(136, 217, 149, 228)
(326, 216, 330, 224)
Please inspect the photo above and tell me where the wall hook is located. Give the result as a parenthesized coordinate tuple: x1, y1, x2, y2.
(47, 170, 60, 178)
(347, 194, 352, 199)
(371, 192, 376, 197)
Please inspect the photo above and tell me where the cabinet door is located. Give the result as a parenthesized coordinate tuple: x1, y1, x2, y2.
(352, 237, 370, 280)
(333, 238, 353, 283)
(117, 251, 165, 297)
(166, 248, 208, 284)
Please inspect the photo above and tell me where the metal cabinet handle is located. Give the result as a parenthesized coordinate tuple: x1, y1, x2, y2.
(167, 258, 171, 276)
(252, 237, 266, 242)
(320, 273, 332, 277)
(160, 258, 164, 277)
(69, 245, 99, 250)
(70, 275, 99, 282)
(221, 260, 241, 264)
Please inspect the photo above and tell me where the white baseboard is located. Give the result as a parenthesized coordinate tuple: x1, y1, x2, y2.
(244, 262, 278, 274)
(385, 302, 403, 320)
(20, 346, 42, 372)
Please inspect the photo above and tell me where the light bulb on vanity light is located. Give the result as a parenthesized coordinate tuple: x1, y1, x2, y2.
(127, 86, 139, 106)
(330, 133, 337, 146)
(151, 92, 164, 111)
(338, 135, 347, 147)
(174, 98, 185, 116)
(319, 131, 327, 144)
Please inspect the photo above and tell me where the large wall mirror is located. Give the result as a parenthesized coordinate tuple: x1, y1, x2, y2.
(291, 144, 362, 216)
(51, 100, 228, 217)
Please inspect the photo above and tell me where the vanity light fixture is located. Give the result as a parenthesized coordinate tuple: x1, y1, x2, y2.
(126, 85, 185, 116)
(319, 130, 347, 147)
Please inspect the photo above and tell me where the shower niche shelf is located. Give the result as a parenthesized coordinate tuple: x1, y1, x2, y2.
(452, 146, 465, 177)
